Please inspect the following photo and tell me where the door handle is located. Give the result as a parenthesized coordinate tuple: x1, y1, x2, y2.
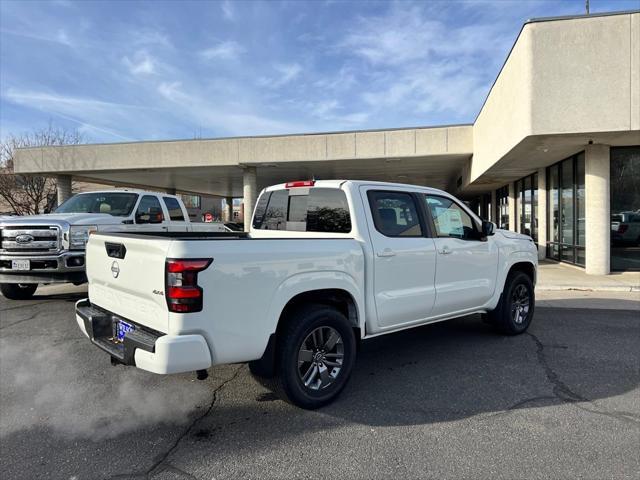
(377, 248, 396, 258)
(439, 246, 452, 255)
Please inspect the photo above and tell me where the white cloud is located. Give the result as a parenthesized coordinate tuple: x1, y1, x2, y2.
(131, 29, 172, 48)
(154, 79, 304, 136)
(157, 81, 185, 102)
(312, 99, 340, 117)
(258, 63, 303, 88)
(337, 3, 513, 119)
(2, 88, 141, 140)
(1, 28, 75, 48)
(122, 51, 157, 75)
(55, 29, 73, 47)
(221, 0, 234, 21)
(200, 40, 245, 60)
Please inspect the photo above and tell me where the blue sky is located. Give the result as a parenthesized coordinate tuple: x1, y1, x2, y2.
(1, 0, 637, 143)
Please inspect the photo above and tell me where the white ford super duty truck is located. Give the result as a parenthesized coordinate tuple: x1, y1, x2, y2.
(76, 180, 538, 409)
(0, 189, 224, 299)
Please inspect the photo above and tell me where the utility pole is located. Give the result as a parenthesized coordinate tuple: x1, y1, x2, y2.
(586, 0, 590, 14)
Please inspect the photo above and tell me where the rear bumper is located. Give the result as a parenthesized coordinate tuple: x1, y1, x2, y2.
(75, 299, 211, 374)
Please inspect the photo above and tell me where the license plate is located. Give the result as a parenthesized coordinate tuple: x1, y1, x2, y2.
(115, 319, 135, 341)
(11, 259, 30, 271)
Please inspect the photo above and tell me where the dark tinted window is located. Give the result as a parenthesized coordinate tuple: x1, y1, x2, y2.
(252, 188, 351, 233)
(610, 146, 640, 271)
(163, 197, 185, 221)
(261, 190, 289, 230)
(307, 189, 351, 233)
(367, 191, 423, 237)
(252, 191, 272, 228)
(287, 194, 308, 223)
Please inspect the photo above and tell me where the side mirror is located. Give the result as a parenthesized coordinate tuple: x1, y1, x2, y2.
(482, 220, 496, 237)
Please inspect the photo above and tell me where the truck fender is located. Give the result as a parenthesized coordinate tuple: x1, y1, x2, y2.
(489, 252, 537, 310)
(266, 270, 365, 336)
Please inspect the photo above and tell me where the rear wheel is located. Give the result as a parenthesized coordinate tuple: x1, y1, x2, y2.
(0, 283, 38, 300)
(487, 271, 534, 335)
(274, 305, 356, 409)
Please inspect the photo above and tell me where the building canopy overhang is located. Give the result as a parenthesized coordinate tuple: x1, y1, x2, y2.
(13, 125, 473, 197)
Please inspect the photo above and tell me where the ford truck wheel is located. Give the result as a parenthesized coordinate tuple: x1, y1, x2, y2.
(0, 283, 38, 300)
(489, 271, 535, 335)
(276, 305, 356, 409)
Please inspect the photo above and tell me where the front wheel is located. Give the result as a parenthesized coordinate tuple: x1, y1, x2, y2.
(275, 305, 356, 409)
(0, 283, 38, 300)
(487, 271, 535, 335)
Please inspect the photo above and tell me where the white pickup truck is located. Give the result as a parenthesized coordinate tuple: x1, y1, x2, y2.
(76, 180, 537, 409)
(0, 189, 224, 299)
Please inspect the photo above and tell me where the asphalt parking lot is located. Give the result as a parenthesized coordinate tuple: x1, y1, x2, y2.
(1, 286, 638, 480)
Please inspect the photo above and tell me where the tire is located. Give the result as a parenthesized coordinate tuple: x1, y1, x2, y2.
(0, 283, 38, 300)
(487, 271, 535, 335)
(274, 304, 356, 409)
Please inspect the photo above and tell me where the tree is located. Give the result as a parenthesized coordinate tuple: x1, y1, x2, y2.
(0, 124, 82, 215)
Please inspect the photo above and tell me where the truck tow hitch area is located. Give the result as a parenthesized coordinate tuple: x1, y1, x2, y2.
(76, 299, 159, 366)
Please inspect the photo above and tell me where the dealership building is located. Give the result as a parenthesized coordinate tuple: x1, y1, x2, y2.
(13, 11, 640, 274)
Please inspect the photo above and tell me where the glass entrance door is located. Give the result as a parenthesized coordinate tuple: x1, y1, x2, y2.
(546, 153, 585, 266)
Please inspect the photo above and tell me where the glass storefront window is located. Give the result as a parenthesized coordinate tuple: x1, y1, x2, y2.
(549, 165, 560, 244)
(532, 173, 538, 242)
(515, 172, 538, 243)
(610, 146, 640, 271)
(547, 153, 585, 266)
(497, 186, 509, 230)
(561, 158, 574, 257)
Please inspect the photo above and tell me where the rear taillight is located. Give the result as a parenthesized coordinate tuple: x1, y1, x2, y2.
(617, 225, 628, 233)
(165, 258, 212, 313)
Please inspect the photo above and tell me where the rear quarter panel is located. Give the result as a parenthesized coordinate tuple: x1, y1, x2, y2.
(166, 238, 365, 365)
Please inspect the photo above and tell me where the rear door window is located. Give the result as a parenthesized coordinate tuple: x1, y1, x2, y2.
(163, 197, 186, 221)
(367, 191, 423, 237)
(253, 188, 351, 233)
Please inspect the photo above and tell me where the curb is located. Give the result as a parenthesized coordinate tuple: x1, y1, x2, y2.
(536, 285, 640, 293)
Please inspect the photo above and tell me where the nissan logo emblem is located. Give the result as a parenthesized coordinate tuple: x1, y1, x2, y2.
(111, 261, 120, 278)
(15, 234, 34, 244)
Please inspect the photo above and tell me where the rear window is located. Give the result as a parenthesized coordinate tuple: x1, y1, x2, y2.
(252, 188, 351, 233)
(163, 197, 186, 221)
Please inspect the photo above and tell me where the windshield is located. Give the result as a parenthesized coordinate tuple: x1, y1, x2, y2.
(55, 193, 139, 217)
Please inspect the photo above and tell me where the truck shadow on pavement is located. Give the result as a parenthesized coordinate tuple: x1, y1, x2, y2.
(225, 309, 640, 428)
(1, 305, 638, 479)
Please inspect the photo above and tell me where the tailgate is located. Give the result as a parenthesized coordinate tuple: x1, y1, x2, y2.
(86, 234, 172, 333)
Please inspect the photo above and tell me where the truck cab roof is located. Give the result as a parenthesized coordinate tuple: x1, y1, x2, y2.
(263, 179, 450, 196)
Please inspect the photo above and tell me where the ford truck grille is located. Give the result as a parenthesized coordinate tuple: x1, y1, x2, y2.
(0, 226, 61, 254)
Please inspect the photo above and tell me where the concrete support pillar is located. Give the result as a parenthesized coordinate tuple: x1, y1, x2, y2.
(585, 144, 610, 275)
(224, 197, 233, 222)
(490, 189, 497, 224)
(242, 167, 257, 232)
(508, 182, 517, 232)
(537, 167, 548, 261)
(56, 174, 72, 206)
